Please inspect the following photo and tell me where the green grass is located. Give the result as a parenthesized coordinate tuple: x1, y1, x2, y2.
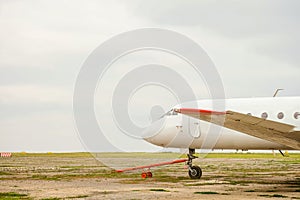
(276, 159, 300, 164)
(10, 152, 300, 159)
(194, 191, 219, 194)
(149, 189, 169, 192)
(4, 152, 298, 183)
(66, 195, 89, 199)
(258, 194, 288, 198)
(60, 165, 102, 169)
(94, 152, 183, 159)
(204, 153, 300, 159)
(272, 194, 288, 198)
(0, 192, 30, 199)
(42, 196, 88, 200)
(0, 171, 12, 176)
(1, 152, 299, 199)
(12, 152, 92, 158)
(29, 170, 138, 181)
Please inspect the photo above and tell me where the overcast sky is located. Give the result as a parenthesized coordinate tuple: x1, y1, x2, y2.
(1, 0, 299, 152)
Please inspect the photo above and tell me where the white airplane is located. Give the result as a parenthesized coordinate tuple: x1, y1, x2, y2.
(142, 96, 300, 179)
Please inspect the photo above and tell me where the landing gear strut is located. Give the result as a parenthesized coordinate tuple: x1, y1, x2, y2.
(187, 148, 202, 179)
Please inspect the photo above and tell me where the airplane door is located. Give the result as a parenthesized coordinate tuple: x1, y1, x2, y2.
(188, 117, 201, 138)
(180, 115, 201, 138)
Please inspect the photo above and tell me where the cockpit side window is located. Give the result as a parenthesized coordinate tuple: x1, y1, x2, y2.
(171, 109, 178, 115)
(161, 109, 178, 118)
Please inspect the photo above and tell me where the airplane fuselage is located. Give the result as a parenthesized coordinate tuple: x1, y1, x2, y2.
(143, 97, 300, 150)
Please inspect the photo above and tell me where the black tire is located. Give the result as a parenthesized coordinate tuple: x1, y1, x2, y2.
(188, 166, 202, 179)
(147, 172, 153, 178)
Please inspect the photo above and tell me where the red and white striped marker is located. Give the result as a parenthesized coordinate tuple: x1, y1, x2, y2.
(0, 152, 12, 157)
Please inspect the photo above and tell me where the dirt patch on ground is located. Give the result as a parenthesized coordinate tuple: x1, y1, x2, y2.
(0, 153, 299, 199)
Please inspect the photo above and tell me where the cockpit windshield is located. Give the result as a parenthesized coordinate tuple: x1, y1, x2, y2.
(160, 109, 178, 118)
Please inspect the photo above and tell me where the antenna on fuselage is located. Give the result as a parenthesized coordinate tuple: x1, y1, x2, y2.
(273, 89, 284, 97)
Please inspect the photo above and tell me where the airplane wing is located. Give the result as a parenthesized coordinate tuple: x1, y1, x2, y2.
(174, 108, 300, 150)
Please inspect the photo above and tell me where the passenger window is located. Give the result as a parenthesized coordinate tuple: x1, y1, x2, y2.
(261, 112, 268, 119)
(294, 112, 300, 119)
(277, 112, 284, 119)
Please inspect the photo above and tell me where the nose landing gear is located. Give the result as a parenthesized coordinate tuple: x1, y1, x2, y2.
(116, 149, 201, 179)
(187, 148, 202, 179)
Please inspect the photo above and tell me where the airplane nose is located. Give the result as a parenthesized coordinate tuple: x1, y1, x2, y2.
(143, 114, 199, 148)
(142, 117, 166, 141)
(142, 116, 181, 147)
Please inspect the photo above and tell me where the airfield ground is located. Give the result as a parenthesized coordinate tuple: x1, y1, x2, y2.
(0, 152, 299, 200)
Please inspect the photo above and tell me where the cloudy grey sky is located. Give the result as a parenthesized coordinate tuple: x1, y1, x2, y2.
(1, 0, 299, 152)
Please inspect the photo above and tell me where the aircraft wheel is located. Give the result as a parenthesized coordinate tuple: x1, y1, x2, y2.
(188, 166, 202, 179)
(141, 172, 147, 179)
(147, 172, 153, 178)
